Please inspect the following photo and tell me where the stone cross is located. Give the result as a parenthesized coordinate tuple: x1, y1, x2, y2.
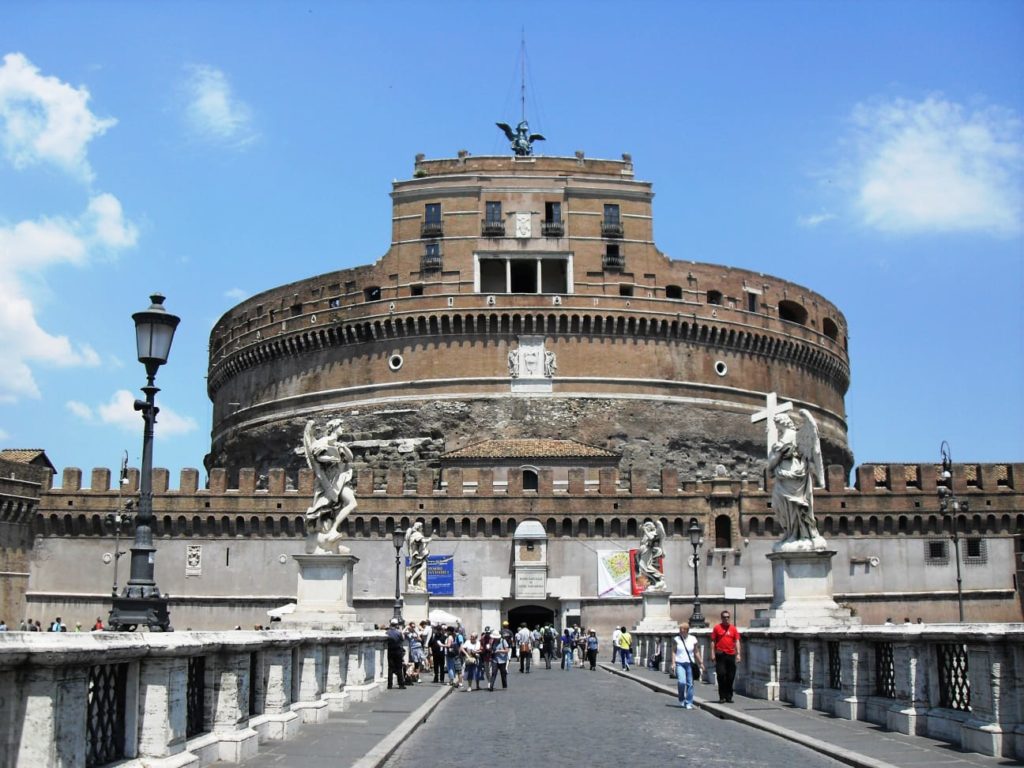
(751, 392, 794, 456)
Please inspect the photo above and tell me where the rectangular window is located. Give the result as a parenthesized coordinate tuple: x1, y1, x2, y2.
(485, 201, 502, 222)
(480, 259, 506, 293)
(964, 538, 987, 563)
(747, 292, 758, 312)
(425, 242, 440, 258)
(925, 539, 949, 564)
(410, 284, 424, 296)
(619, 284, 633, 297)
(603, 204, 620, 224)
(425, 203, 441, 223)
(545, 201, 562, 222)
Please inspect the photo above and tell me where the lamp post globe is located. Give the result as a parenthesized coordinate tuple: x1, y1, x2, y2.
(688, 520, 706, 628)
(392, 529, 405, 623)
(107, 294, 180, 632)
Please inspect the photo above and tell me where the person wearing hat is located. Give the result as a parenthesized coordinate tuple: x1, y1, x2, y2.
(386, 618, 407, 690)
(478, 626, 495, 685)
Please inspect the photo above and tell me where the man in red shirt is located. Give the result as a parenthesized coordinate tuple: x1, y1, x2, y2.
(709, 610, 741, 703)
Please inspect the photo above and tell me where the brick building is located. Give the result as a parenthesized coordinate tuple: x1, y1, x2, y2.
(14, 150, 1024, 631)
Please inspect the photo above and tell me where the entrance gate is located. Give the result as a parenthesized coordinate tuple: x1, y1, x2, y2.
(507, 604, 554, 631)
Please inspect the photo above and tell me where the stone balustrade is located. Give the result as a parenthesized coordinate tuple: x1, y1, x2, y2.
(633, 623, 1024, 760)
(0, 629, 386, 768)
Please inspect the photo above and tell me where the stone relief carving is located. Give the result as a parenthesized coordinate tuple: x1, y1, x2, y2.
(544, 350, 557, 378)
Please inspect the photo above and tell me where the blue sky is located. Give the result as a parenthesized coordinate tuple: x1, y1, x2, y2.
(1, 1, 1021, 484)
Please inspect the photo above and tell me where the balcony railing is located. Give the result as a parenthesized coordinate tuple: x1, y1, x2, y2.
(602, 221, 624, 238)
(603, 253, 626, 271)
(420, 221, 443, 238)
(420, 252, 442, 272)
(481, 219, 506, 237)
(541, 220, 565, 237)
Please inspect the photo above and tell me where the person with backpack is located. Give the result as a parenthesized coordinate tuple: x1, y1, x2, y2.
(541, 624, 555, 669)
(385, 618, 406, 690)
(445, 625, 464, 688)
(487, 628, 510, 690)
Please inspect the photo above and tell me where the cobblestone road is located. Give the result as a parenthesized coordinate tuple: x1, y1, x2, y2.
(384, 664, 846, 767)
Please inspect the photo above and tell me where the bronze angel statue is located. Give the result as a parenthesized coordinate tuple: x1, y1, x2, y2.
(768, 408, 827, 551)
(496, 120, 545, 156)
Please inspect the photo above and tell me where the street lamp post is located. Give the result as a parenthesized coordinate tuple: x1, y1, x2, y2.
(687, 520, 706, 628)
(938, 441, 968, 622)
(106, 451, 134, 595)
(392, 529, 405, 624)
(107, 294, 180, 632)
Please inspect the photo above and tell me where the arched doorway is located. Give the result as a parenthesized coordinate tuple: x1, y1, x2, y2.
(507, 604, 555, 631)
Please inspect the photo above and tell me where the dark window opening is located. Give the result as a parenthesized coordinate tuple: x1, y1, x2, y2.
(778, 299, 808, 325)
(666, 284, 682, 300)
(603, 204, 620, 225)
(619, 284, 633, 297)
(823, 317, 839, 340)
(485, 201, 502, 222)
(707, 290, 723, 305)
(364, 286, 381, 302)
(411, 285, 424, 296)
(480, 259, 506, 293)
(522, 468, 539, 491)
(290, 303, 302, 317)
(424, 203, 441, 223)
(510, 260, 537, 293)
(966, 538, 984, 559)
(715, 515, 732, 548)
(747, 292, 758, 312)
(545, 201, 562, 222)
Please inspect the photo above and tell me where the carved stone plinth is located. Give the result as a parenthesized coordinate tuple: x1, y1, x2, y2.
(750, 550, 859, 628)
(402, 591, 429, 625)
(635, 590, 676, 633)
(282, 554, 361, 630)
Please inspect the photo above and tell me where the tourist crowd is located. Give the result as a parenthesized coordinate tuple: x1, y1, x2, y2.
(384, 619, 608, 691)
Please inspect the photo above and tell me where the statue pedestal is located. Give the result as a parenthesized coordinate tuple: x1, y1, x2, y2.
(750, 550, 859, 628)
(282, 554, 362, 630)
(402, 591, 429, 625)
(635, 590, 677, 633)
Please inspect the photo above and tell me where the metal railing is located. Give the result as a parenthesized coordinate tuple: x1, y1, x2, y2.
(420, 221, 443, 238)
(420, 252, 442, 272)
(541, 220, 564, 237)
(86, 662, 127, 767)
(937, 643, 971, 711)
(481, 219, 505, 237)
(602, 221, 624, 238)
(603, 253, 626, 271)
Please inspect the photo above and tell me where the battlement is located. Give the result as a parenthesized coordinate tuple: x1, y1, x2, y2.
(45, 461, 1023, 496)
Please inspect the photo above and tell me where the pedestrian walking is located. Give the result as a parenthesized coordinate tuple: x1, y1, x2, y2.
(30, 620, 41, 632)
(487, 628, 510, 690)
(385, 618, 407, 690)
(49, 617, 64, 632)
(461, 632, 482, 691)
(406, 622, 425, 680)
(0, 619, 7, 632)
(673, 623, 703, 709)
(92, 617, 104, 631)
(431, 624, 447, 683)
(586, 630, 599, 670)
(445, 626, 464, 688)
(611, 626, 621, 665)
(516, 624, 533, 673)
(710, 610, 741, 703)
(560, 628, 573, 670)
(616, 626, 632, 670)
(541, 624, 555, 669)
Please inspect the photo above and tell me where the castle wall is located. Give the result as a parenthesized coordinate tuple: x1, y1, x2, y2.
(0, 459, 46, 625)
(26, 461, 1023, 632)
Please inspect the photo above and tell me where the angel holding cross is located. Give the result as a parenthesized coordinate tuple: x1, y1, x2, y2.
(768, 409, 827, 551)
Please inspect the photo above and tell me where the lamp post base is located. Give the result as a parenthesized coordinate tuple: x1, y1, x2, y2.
(689, 601, 706, 628)
(108, 595, 172, 632)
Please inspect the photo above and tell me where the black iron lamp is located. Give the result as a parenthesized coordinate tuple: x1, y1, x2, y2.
(938, 441, 967, 622)
(688, 519, 706, 628)
(107, 294, 180, 632)
(392, 529, 405, 623)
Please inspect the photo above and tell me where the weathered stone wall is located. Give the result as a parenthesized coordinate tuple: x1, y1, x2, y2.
(0, 459, 46, 626)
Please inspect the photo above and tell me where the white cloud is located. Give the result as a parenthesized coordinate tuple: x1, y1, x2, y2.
(0, 52, 116, 180)
(184, 65, 257, 147)
(224, 287, 248, 301)
(797, 212, 836, 228)
(0, 194, 135, 401)
(69, 389, 198, 438)
(849, 96, 1022, 235)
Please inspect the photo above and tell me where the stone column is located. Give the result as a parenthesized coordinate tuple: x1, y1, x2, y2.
(960, 641, 1013, 757)
(832, 640, 869, 720)
(290, 642, 328, 724)
(321, 642, 349, 713)
(887, 640, 928, 735)
(137, 656, 192, 761)
(344, 640, 381, 702)
(13, 665, 90, 768)
(791, 639, 820, 710)
(208, 651, 259, 762)
(251, 646, 300, 741)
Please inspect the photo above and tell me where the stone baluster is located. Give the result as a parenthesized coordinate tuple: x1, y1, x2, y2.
(137, 656, 191, 761)
(887, 640, 928, 735)
(207, 650, 259, 761)
(833, 640, 869, 720)
(960, 640, 1015, 757)
(290, 641, 328, 723)
(251, 645, 300, 741)
(13, 665, 89, 767)
(322, 642, 350, 712)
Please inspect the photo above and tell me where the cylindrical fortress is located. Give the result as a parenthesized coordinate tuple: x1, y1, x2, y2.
(207, 153, 851, 479)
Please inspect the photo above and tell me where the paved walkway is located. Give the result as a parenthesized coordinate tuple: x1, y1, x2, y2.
(227, 662, 1021, 768)
(611, 663, 1020, 768)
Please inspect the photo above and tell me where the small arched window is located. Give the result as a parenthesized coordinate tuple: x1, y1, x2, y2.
(665, 284, 683, 300)
(778, 300, 808, 325)
(822, 317, 839, 340)
(706, 290, 723, 305)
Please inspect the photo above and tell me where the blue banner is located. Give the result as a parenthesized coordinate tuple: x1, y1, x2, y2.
(426, 555, 454, 596)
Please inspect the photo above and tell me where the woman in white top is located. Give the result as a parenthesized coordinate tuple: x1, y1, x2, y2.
(673, 623, 703, 709)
